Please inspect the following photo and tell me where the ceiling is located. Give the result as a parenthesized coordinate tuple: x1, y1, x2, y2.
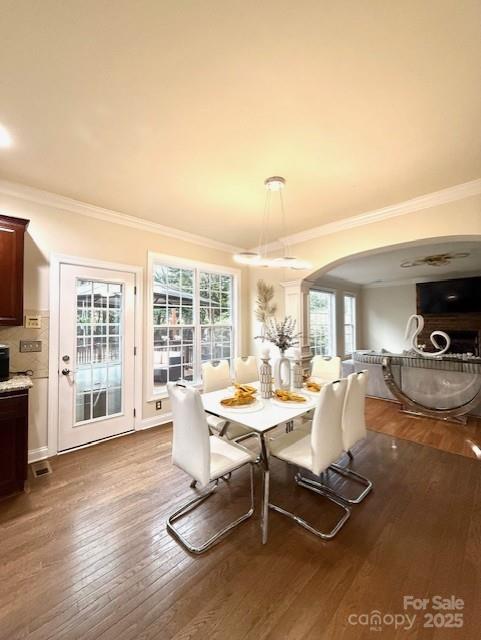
(321, 240, 481, 285)
(0, 1, 480, 248)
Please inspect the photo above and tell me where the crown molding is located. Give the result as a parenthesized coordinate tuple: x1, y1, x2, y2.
(0, 179, 243, 254)
(253, 178, 481, 253)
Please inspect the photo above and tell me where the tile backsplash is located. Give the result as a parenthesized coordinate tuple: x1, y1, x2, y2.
(0, 310, 49, 378)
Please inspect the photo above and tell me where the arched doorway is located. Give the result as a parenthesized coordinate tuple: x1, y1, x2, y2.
(285, 235, 481, 367)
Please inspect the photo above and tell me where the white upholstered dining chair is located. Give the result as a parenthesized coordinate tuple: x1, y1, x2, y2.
(202, 359, 231, 392)
(310, 355, 341, 382)
(266, 379, 351, 539)
(166, 383, 256, 553)
(233, 356, 259, 384)
(202, 360, 254, 442)
(330, 371, 373, 502)
(297, 371, 373, 504)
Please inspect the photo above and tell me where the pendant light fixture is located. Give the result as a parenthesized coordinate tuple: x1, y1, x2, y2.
(233, 176, 311, 270)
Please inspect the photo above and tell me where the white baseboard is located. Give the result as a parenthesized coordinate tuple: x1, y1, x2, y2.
(28, 446, 49, 463)
(137, 412, 173, 431)
(30, 417, 171, 463)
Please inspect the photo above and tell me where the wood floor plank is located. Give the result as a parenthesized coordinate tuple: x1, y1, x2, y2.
(366, 397, 481, 459)
(0, 409, 479, 640)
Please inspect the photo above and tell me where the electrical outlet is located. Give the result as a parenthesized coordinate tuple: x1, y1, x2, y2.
(20, 340, 42, 353)
(155, 400, 162, 410)
(25, 315, 42, 329)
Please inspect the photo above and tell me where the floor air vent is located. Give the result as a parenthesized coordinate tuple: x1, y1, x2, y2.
(31, 460, 53, 478)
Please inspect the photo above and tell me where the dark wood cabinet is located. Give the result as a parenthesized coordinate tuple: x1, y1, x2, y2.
(0, 214, 29, 326)
(0, 388, 29, 498)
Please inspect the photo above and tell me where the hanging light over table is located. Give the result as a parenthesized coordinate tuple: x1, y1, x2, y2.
(233, 176, 312, 270)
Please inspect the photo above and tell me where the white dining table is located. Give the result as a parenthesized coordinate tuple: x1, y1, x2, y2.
(201, 382, 316, 544)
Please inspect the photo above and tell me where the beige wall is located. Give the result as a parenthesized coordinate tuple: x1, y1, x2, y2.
(294, 194, 481, 279)
(361, 284, 416, 352)
(0, 191, 249, 455)
(1, 186, 479, 458)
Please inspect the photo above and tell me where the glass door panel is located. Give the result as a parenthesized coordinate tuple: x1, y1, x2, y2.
(75, 279, 123, 424)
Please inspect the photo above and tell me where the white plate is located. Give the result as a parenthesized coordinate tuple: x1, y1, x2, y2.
(219, 398, 264, 413)
(270, 393, 313, 409)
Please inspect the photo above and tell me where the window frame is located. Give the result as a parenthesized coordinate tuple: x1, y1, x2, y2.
(147, 252, 241, 400)
(308, 287, 336, 357)
(343, 292, 357, 356)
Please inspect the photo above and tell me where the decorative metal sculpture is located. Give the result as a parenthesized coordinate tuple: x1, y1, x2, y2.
(404, 314, 451, 357)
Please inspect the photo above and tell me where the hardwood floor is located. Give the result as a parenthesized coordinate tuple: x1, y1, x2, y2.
(366, 397, 481, 459)
(0, 421, 480, 639)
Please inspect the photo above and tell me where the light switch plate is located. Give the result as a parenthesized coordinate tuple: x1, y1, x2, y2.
(20, 340, 42, 353)
(25, 315, 42, 329)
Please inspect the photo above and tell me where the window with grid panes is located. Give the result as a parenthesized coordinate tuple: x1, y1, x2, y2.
(152, 263, 235, 392)
(343, 293, 356, 355)
(199, 272, 233, 365)
(309, 290, 336, 356)
(153, 265, 195, 388)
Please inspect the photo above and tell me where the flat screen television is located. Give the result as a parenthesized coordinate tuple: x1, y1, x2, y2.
(417, 276, 481, 314)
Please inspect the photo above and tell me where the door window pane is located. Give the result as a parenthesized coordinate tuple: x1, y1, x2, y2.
(309, 290, 335, 356)
(75, 278, 124, 423)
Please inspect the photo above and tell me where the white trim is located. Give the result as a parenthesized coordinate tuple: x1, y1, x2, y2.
(252, 178, 481, 252)
(47, 254, 143, 458)
(308, 288, 337, 358)
(147, 252, 241, 276)
(147, 252, 241, 400)
(28, 446, 49, 463)
(137, 412, 173, 431)
(0, 178, 243, 254)
(342, 291, 357, 357)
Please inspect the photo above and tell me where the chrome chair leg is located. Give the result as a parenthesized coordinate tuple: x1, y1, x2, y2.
(269, 478, 351, 540)
(167, 465, 255, 554)
(328, 463, 373, 504)
(296, 463, 373, 505)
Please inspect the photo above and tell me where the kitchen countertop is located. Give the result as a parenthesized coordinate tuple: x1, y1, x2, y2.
(0, 375, 33, 393)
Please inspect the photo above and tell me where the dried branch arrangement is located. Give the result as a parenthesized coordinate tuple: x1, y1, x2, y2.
(255, 316, 301, 352)
(254, 279, 277, 324)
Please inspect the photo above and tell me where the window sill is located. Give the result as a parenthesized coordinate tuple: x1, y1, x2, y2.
(148, 381, 203, 403)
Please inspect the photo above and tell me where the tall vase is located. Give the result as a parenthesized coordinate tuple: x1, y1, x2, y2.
(291, 349, 303, 389)
(259, 347, 273, 399)
(274, 350, 291, 390)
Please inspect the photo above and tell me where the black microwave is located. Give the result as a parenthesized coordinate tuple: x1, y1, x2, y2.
(0, 345, 9, 382)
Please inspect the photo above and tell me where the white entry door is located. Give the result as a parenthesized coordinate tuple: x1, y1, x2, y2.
(58, 264, 136, 451)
